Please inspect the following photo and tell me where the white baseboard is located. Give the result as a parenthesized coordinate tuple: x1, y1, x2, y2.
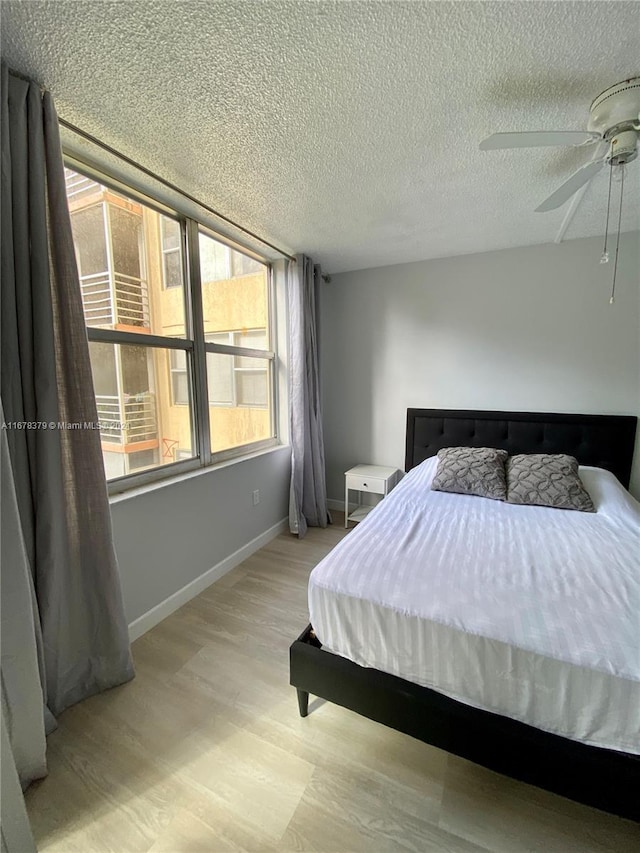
(128, 517, 289, 642)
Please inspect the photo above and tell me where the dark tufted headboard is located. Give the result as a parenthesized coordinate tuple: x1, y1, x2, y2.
(405, 409, 637, 488)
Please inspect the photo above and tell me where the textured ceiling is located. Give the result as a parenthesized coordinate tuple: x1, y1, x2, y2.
(2, 1, 639, 273)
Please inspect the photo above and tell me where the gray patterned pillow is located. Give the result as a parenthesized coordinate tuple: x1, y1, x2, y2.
(506, 454, 595, 512)
(431, 447, 508, 501)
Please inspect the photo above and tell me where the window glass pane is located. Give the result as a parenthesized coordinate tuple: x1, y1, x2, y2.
(163, 249, 182, 289)
(235, 329, 268, 353)
(233, 330, 269, 407)
(206, 351, 233, 405)
(199, 231, 269, 345)
(234, 330, 269, 369)
(207, 353, 272, 453)
(199, 233, 230, 283)
(171, 371, 189, 407)
(236, 370, 268, 407)
(205, 334, 234, 405)
(109, 206, 142, 279)
(169, 348, 189, 405)
(71, 206, 108, 277)
(65, 168, 102, 204)
(161, 217, 181, 251)
(89, 342, 118, 396)
(89, 342, 195, 479)
(231, 249, 262, 277)
(161, 217, 182, 289)
(65, 173, 187, 337)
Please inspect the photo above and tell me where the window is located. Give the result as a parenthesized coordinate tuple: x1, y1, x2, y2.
(198, 234, 264, 282)
(65, 165, 277, 489)
(204, 331, 268, 408)
(199, 233, 230, 282)
(231, 250, 263, 278)
(161, 217, 182, 289)
(197, 230, 273, 455)
(206, 334, 234, 406)
(169, 348, 189, 406)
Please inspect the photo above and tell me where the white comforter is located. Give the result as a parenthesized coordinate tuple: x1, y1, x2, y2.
(309, 458, 640, 753)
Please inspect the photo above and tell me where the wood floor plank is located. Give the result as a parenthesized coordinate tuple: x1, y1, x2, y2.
(175, 717, 314, 841)
(25, 517, 640, 852)
(282, 764, 487, 853)
(439, 754, 640, 853)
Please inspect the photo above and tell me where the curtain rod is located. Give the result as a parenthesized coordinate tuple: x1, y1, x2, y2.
(5, 64, 296, 261)
(57, 116, 296, 262)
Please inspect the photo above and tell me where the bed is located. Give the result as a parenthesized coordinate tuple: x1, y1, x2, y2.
(289, 409, 640, 820)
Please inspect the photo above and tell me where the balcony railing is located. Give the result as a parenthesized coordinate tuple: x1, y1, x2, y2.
(96, 394, 158, 445)
(80, 273, 113, 325)
(65, 169, 101, 201)
(80, 271, 150, 329)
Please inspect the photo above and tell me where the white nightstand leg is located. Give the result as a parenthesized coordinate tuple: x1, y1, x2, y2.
(345, 482, 349, 528)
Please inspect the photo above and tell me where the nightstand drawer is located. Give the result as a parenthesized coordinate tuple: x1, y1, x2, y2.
(344, 464, 400, 529)
(346, 474, 385, 494)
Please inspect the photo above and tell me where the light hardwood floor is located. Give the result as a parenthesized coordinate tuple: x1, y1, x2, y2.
(26, 517, 640, 853)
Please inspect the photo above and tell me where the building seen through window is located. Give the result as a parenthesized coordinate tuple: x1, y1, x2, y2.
(65, 167, 274, 483)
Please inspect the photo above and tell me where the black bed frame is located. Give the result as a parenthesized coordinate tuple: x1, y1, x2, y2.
(290, 409, 639, 821)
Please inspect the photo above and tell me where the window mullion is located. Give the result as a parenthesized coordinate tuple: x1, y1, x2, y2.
(87, 327, 193, 350)
(203, 343, 275, 360)
(185, 218, 211, 466)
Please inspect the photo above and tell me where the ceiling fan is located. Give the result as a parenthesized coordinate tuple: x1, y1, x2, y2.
(479, 77, 640, 213)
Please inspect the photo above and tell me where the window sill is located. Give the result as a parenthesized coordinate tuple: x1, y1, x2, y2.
(109, 442, 289, 505)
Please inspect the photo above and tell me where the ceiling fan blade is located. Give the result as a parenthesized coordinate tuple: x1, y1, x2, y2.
(479, 131, 601, 150)
(535, 158, 606, 212)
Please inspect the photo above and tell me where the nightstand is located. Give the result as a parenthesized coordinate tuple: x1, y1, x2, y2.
(344, 464, 401, 528)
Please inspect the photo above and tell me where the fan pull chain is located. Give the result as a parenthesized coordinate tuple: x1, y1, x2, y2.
(600, 162, 614, 264)
(609, 164, 625, 305)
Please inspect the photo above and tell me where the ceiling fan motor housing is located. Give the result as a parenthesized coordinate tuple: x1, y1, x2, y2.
(478, 76, 640, 213)
(588, 77, 640, 166)
(588, 76, 640, 137)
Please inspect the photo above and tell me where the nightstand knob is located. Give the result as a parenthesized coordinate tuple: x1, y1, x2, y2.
(363, 482, 367, 487)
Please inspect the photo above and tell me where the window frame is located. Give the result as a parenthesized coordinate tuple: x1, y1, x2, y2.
(64, 156, 279, 494)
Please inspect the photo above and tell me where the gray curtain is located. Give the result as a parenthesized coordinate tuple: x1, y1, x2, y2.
(1, 406, 42, 853)
(0, 66, 134, 786)
(288, 254, 330, 536)
(1, 713, 37, 853)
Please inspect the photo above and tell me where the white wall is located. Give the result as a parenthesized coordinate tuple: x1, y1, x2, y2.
(111, 446, 290, 627)
(111, 258, 293, 634)
(320, 233, 640, 500)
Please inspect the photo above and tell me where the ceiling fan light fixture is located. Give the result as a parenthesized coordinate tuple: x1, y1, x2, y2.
(607, 129, 638, 165)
